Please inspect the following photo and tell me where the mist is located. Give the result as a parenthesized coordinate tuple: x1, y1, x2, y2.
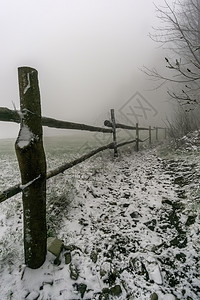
(0, 0, 172, 139)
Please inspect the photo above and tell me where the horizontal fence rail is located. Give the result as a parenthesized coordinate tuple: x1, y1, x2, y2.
(0, 138, 139, 203)
(0, 109, 167, 202)
(0, 107, 112, 133)
(0, 66, 167, 269)
(104, 119, 136, 130)
(0, 142, 113, 203)
(104, 120, 166, 131)
(0, 117, 166, 203)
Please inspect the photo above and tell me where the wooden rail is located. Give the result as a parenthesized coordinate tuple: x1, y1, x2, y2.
(0, 142, 113, 203)
(0, 110, 167, 201)
(0, 107, 112, 133)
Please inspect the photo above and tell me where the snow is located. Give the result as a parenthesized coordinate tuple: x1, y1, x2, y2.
(23, 73, 31, 94)
(0, 133, 200, 299)
(20, 174, 41, 190)
(17, 125, 34, 148)
(162, 295, 176, 300)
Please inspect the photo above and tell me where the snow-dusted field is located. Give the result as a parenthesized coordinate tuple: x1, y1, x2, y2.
(0, 134, 199, 300)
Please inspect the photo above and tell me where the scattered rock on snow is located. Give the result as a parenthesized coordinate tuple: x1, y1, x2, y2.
(101, 287, 110, 300)
(162, 197, 173, 206)
(64, 251, 72, 264)
(130, 211, 141, 219)
(47, 237, 63, 257)
(150, 292, 158, 300)
(73, 282, 87, 298)
(122, 203, 130, 208)
(78, 217, 89, 226)
(175, 252, 186, 263)
(69, 263, 79, 280)
(185, 215, 197, 226)
(170, 233, 187, 249)
(122, 191, 131, 199)
(144, 219, 157, 231)
(90, 250, 98, 263)
(110, 284, 122, 297)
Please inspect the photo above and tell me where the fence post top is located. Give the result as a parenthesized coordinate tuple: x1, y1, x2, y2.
(18, 66, 37, 71)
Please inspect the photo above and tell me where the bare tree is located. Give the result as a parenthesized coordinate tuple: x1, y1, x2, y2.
(144, 0, 200, 110)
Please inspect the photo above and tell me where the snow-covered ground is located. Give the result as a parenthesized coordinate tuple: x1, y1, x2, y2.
(0, 134, 199, 300)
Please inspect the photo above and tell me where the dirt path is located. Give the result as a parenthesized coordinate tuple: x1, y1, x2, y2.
(53, 148, 199, 299)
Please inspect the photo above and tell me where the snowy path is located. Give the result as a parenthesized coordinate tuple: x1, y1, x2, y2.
(0, 147, 199, 299)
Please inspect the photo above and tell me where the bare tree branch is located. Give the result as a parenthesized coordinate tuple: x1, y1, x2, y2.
(143, 0, 200, 107)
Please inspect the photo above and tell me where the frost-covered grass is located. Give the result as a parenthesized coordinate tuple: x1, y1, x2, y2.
(0, 133, 199, 300)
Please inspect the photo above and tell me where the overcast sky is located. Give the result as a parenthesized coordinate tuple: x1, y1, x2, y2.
(0, 0, 172, 138)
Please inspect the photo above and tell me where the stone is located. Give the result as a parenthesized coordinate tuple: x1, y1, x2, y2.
(144, 219, 157, 231)
(123, 203, 130, 208)
(65, 251, 72, 264)
(90, 250, 98, 263)
(150, 293, 158, 300)
(122, 192, 130, 199)
(130, 211, 141, 219)
(78, 218, 89, 226)
(185, 215, 196, 226)
(69, 263, 79, 280)
(73, 283, 87, 298)
(47, 237, 63, 257)
(78, 283, 87, 298)
(175, 252, 186, 263)
(141, 187, 147, 191)
(110, 285, 122, 297)
(109, 201, 117, 205)
(162, 197, 173, 205)
(170, 234, 187, 248)
(102, 288, 110, 294)
(101, 288, 110, 300)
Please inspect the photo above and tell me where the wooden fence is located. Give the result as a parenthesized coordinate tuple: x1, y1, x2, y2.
(0, 67, 166, 269)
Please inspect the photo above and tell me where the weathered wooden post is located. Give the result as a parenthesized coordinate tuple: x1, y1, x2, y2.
(156, 127, 158, 141)
(15, 67, 47, 269)
(111, 109, 118, 157)
(149, 126, 152, 146)
(135, 123, 139, 152)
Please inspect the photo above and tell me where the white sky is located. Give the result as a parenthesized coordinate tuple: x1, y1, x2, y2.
(0, 0, 172, 138)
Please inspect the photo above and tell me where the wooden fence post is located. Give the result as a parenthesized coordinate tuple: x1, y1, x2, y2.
(165, 127, 167, 139)
(15, 67, 47, 269)
(156, 127, 158, 141)
(149, 126, 152, 146)
(135, 123, 139, 152)
(111, 109, 118, 157)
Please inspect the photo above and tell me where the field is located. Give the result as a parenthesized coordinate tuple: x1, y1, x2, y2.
(0, 132, 199, 300)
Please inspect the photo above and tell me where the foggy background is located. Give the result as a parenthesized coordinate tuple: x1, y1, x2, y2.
(0, 0, 172, 139)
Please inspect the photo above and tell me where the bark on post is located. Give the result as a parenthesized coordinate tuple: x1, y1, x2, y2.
(135, 123, 139, 152)
(111, 109, 118, 157)
(149, 126, 152, 146)
(15, 67, 47, 269)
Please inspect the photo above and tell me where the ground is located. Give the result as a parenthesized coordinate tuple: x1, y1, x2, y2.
(0, 133, 200, 300)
